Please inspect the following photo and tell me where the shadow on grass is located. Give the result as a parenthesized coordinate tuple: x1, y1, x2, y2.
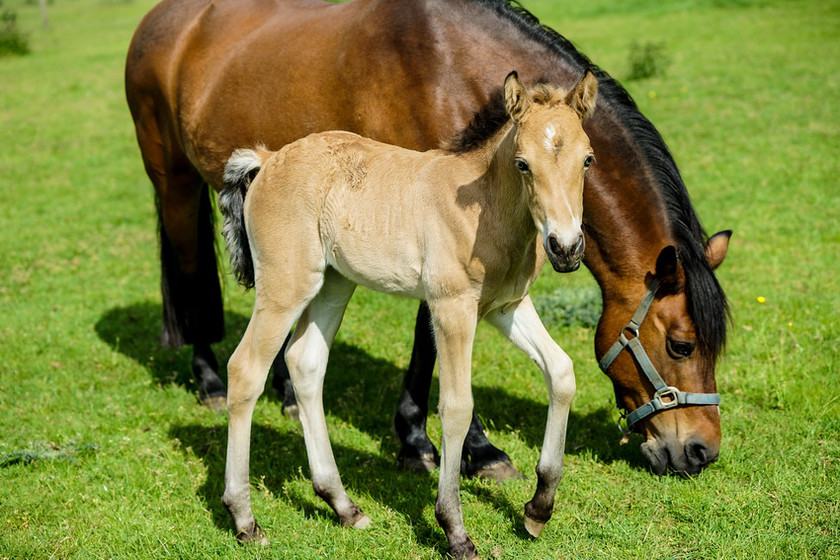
(95, 300, 651, 550)
(95, 301, 645, 468)
(169, 421, 446, 553)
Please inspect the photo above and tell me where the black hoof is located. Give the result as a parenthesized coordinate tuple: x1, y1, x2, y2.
(469, 459, 524, 482)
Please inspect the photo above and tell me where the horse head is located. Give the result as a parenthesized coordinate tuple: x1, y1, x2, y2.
(597, 231, 731, 475)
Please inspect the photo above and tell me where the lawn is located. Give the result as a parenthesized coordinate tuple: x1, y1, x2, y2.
(1, 0, 838, 558)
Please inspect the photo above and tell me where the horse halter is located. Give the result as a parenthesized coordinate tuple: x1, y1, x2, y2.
(598, 278, 721, 434)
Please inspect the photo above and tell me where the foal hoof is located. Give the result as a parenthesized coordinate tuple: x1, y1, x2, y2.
(398, 452, 437, 473)
(339, 508, 371, 529)
(236, 521, 268, 545)
(523, 515, 546, 538)
(201, 395, 227, 414)
(471, 460, 524, 483)
(449, 538, 479, 560)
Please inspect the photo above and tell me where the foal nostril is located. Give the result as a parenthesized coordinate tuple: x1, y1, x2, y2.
(548, 234, 561, 257)
(572, 233, 585, 256)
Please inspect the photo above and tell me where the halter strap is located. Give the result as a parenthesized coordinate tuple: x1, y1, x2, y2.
(598, 278, 721, 432)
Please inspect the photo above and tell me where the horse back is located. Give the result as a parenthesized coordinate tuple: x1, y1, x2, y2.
(126, 0, 496, 188)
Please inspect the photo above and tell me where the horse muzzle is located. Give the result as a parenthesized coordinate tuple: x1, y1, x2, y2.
(641, 435, 720, 476)
(545, 232, 585, 273)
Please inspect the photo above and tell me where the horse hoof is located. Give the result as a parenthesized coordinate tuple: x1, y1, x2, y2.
(282, 403, 300, 422)
(202, 395, 227, 414)
(352, 514, 371, 529)
(524, 515, 546, 538)
(399, 453, 437, 473)
(236, 521, 268, 545)
(471, 460, 524, 482)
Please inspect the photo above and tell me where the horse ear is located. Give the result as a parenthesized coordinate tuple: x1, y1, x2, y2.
(655, 245, 684, 287)
(704, 230, 732, 270)
(565, 69, 598, 121)
(504, 71, 528, 123)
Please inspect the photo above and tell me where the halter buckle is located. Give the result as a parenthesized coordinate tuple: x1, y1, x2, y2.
(653, 387, 680, 411)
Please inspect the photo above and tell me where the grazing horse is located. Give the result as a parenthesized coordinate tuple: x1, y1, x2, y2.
(219, 73, 597, 558)
(125, 0, 731, 478)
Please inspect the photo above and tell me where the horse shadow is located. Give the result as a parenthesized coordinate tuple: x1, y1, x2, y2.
(95, 301, 648, 542)
(168, 421, 449, 552)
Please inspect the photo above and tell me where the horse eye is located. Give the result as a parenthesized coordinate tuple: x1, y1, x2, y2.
(514, 158, 530, 173)
(584, 155, 595, 168)
(667, 338, 696, 359)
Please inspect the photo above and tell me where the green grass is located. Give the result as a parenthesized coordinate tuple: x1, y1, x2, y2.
(1, 0, 838, 558)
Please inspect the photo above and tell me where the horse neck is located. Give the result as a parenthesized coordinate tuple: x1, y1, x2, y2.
(428, 0, 683, 301)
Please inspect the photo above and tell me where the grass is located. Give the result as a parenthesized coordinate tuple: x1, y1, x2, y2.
(1, 0, 838, 558)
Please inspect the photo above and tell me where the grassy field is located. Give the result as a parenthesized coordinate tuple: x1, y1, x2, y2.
(1, 0, 838, 558)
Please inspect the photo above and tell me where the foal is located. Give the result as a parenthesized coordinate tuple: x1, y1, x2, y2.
(219, 71, 597, 559)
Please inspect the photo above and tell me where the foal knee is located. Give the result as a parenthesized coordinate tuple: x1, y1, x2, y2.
(546, 352, 576, 405)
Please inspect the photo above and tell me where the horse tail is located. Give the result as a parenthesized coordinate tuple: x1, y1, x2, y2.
(219, 147, 267, 289)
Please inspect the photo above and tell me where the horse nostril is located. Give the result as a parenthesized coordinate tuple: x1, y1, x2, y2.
(685, 439, 713, 468)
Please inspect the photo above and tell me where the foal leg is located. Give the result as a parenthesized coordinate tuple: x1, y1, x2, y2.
(429, 297, 479, 560)
(222, 271, 325, 542)
(283, 271, 368, 528)
(485, 296, 576, 538)
(395, 303, 521, 480)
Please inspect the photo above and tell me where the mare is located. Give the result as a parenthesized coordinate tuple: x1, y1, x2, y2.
(125, 0, 731, 478)
(218, 73, 597, 558)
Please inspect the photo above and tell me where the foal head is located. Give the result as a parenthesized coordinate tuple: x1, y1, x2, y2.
(504, 71, 597, 272)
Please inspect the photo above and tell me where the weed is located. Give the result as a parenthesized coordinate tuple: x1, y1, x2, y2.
(0, 1, 29, 57)
(626, 40, 669, 80)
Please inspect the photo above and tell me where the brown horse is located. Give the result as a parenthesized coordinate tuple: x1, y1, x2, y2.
(125, 0, 730, 479)
(219, 73, 597, 558)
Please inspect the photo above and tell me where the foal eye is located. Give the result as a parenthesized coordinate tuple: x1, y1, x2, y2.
(514, 158, 530, 173)
(584, 155, 595, 168)
(667, 338, 696, 359)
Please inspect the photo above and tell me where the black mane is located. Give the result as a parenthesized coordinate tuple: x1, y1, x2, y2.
(472, 0, 729, 358)
(443, 88, 508, 154)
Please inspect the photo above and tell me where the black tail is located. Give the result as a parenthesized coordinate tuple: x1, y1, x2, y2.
(219, 148, 264, 289)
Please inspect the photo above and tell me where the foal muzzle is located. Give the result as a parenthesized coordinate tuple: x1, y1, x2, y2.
(545, 232, 584, 272)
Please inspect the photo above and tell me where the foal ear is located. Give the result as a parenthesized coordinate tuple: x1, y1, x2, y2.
(504, 71, 529, 123)
(704, 230, 732, 270)
(565, 69, 598, 121)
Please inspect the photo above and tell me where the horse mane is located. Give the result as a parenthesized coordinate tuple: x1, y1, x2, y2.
(470, 0, 729, 359)
(442, 81, 563, 154)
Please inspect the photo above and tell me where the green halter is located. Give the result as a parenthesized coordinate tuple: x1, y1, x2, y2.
(598, 278, 721, 433)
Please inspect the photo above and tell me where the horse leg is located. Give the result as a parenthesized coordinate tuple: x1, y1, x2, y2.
(270, 335, 298, 420)
(284, 271, 368, 528)
(159, 181, 227, 411)
(394, 303, 521, 480)
(222, 270, 325, 542)
(485, 296, 576, 538)
(428, 297, 479, 560)
(134, 112, 226, 411)
(394, 302, 439, 472)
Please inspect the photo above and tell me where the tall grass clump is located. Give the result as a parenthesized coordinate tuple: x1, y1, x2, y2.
(0, 0, 29, 56)
(626, 40, 669, 80)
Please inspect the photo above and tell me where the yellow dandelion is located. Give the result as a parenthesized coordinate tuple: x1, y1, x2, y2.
(787, 322, 793, 327)
(756, 296, 766, 304)
(648, 90, 657, 99)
